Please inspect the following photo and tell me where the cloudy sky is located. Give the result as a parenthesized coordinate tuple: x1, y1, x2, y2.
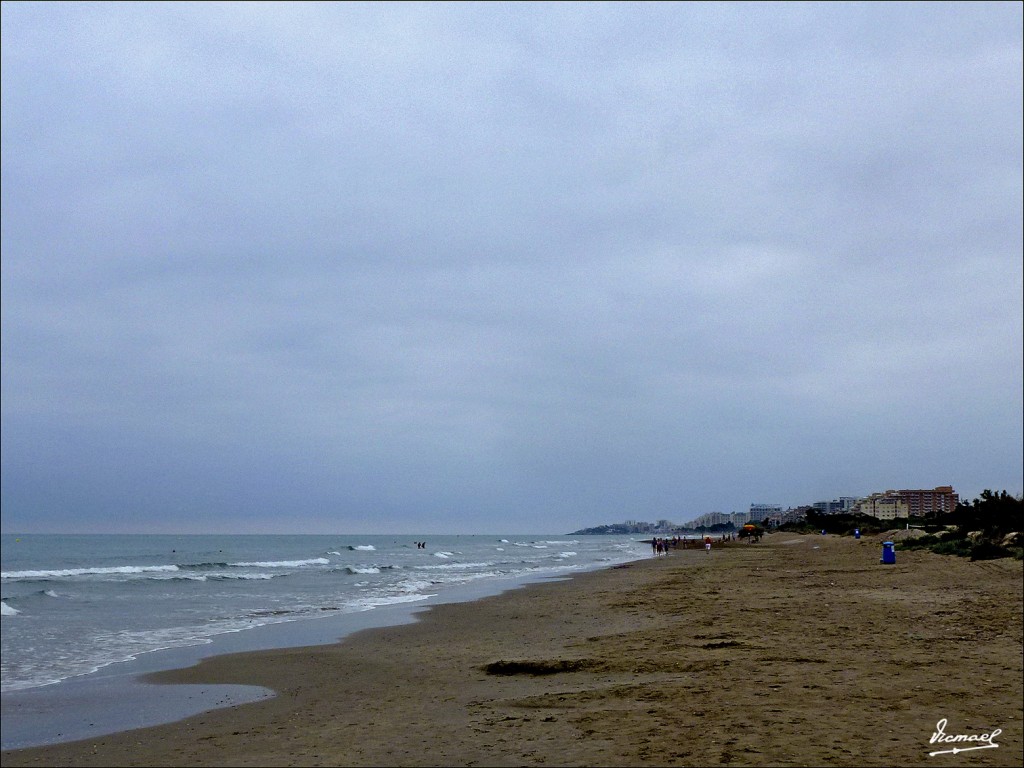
(2, 2, 1021, 535)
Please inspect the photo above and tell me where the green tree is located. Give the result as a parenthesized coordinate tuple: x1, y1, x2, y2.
(946, 490, 1023, 537)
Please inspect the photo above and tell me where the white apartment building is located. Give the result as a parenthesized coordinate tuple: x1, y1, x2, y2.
(749, 503, 782, 523)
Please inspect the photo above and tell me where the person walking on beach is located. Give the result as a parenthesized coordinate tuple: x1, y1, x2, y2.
(705, 536, 712, 554)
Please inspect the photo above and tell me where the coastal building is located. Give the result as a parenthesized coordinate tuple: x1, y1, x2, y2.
(853, 492, 909, 520)
(749, 503, 783, 525)
(689, 511, 731, 528)
(812, 497, 858, 515)
(780, 506, 812, 524)
(730, 510, 751, 527)
(896, 486, 959, 517)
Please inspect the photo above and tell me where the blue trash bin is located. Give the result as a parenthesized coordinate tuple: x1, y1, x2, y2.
(881, 541, 896, 564)
(854, 528, 861, 540)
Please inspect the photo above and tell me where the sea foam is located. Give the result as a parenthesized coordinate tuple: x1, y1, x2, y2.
(415, 561, 495, 570)
(231, 558, 329, 568)
(1, 565, 180, 580)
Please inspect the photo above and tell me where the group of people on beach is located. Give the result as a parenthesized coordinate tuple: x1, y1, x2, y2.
(413, 541, 427, 549)
(650, 536, 691, 555)
(652, 534, 739, 556)
(651, 537, 672, 555)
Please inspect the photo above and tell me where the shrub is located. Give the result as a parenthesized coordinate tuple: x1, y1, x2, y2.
(969, 541, 1012, 561)
(896, 535, 938, 551)
(931, 539, 973, 557)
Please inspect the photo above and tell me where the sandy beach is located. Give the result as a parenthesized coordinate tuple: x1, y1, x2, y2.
(3, 532, 1021, 767)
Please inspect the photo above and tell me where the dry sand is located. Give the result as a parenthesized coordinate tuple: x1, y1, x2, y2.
(3, 533, 1021, 767)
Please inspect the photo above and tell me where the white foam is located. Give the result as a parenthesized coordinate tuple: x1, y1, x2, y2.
(1, 601, 20, 616)
(432, 551, 454, 559)
(397, 578, 434, 593)
(345, 566, 381, 575)
(348, 593, 433, 611)
(349, 545, 376, 551)
(210, 573, 276, 580)
(443, 570, 504, 584)
(415, 561, 495, 570)
(1, 565, 179, 580)
(231, 558, 328, 568)
(556, 551, 578, 558)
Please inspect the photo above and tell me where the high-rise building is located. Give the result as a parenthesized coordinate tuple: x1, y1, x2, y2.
(730, 510, 751, 526)
(894, 486, 959, 517)
(749, 503, 782, 521)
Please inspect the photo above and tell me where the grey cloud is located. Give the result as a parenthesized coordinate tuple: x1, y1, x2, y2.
(2, 2, 1021, 533)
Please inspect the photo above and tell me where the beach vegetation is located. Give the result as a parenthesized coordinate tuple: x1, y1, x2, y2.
(773, 490, 1023, 560)
(935, 539, 971, 557)
(899, 533, 1017, 560)
(899, 490, 1024, 560)
(946, 489, 1023, 535)
(776, 511, 889, 536)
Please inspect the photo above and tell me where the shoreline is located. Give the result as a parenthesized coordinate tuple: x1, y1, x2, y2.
(0, 554, 641, 751)
(3, 533, 1021, 766)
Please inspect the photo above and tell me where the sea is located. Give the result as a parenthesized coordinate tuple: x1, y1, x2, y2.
(0, 532, 648, 749)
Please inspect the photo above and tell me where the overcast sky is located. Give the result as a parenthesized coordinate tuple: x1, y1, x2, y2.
(2, 2, 1021, 535)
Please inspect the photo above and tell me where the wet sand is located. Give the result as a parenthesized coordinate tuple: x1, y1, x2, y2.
(3, 533, 1021, 767)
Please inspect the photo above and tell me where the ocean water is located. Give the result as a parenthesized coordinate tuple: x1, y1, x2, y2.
(1, 533, 646, 697)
